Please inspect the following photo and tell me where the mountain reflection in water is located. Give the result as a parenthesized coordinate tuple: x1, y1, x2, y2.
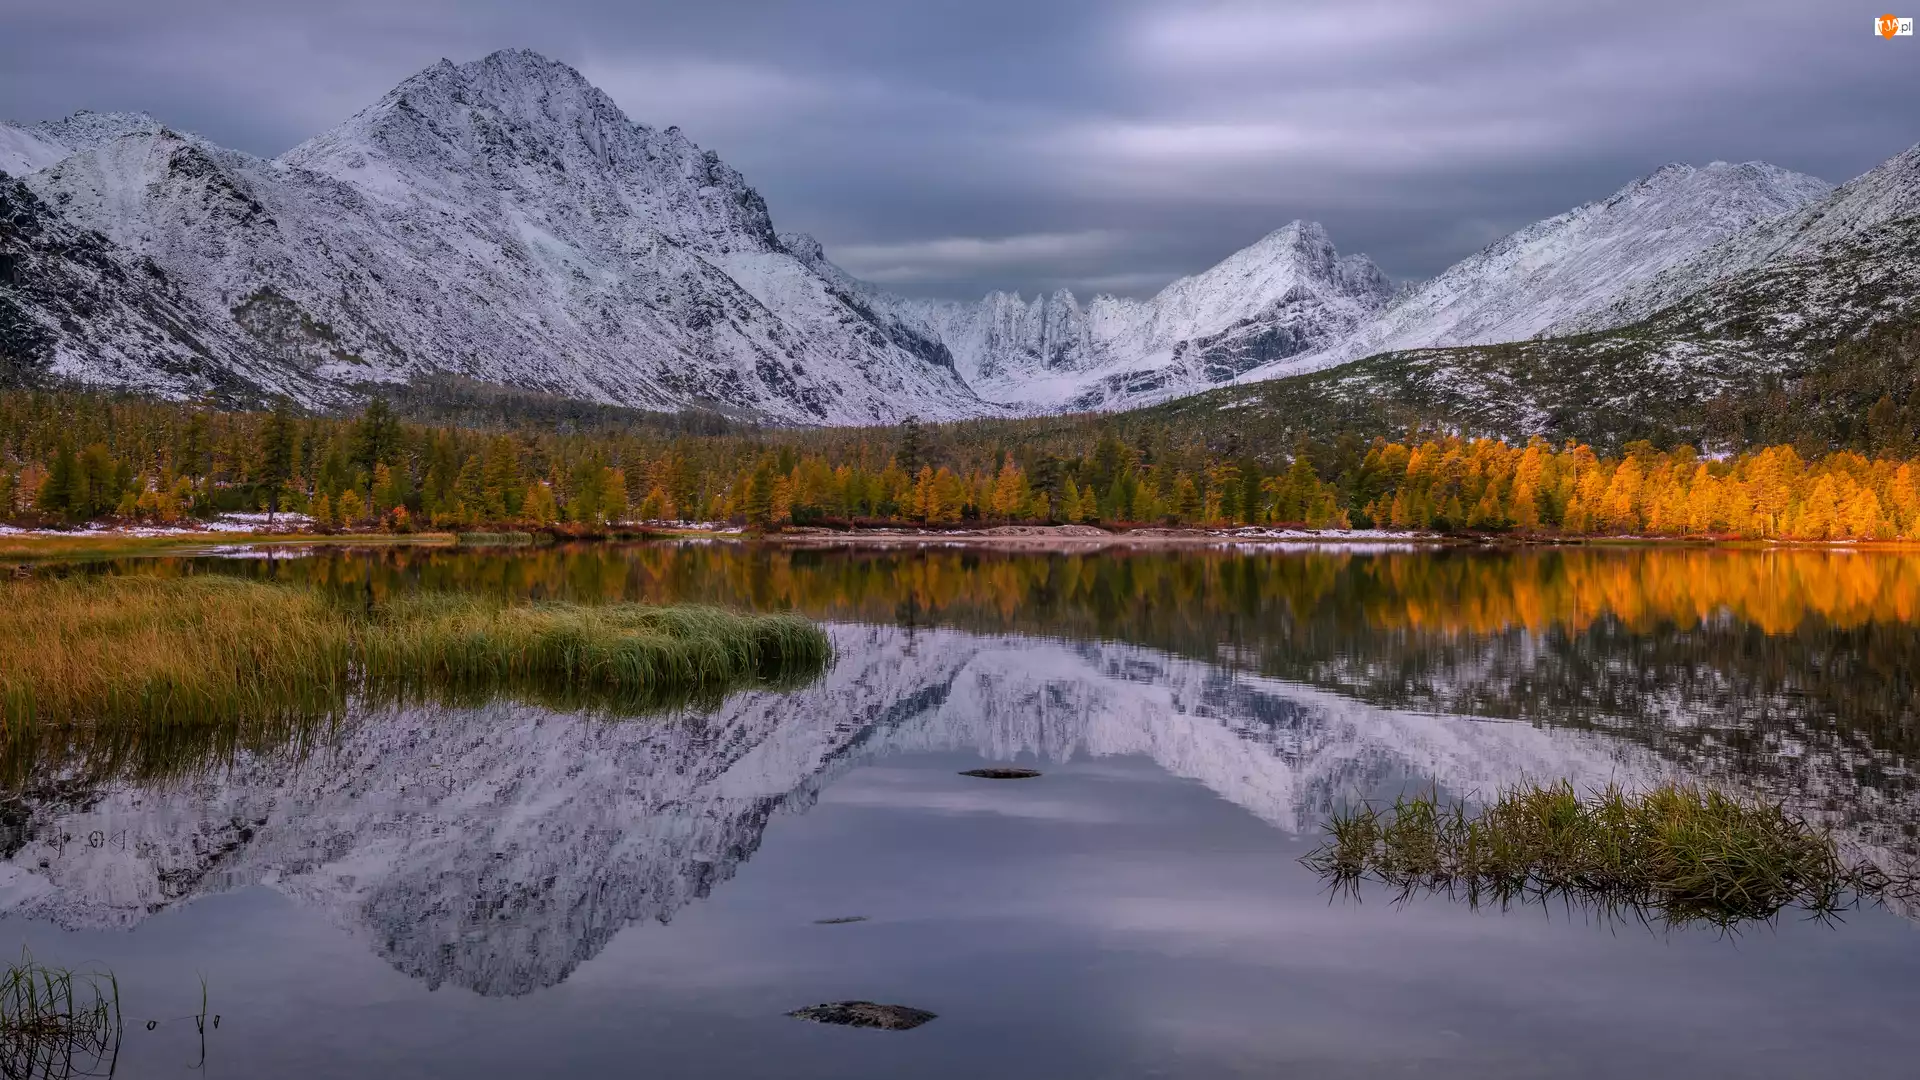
(3, 544, 1919, 998)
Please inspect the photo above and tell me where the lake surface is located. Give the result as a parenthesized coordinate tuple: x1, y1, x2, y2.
(5, 542, 1920, 1077)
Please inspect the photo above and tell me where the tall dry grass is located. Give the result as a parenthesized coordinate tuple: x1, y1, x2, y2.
(0, 575, 831, 738)
(2, 576, 352, 728)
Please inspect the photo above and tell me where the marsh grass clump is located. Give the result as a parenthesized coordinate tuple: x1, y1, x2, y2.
(357, 594, 832, 714)
(0, 575, 832, 734)
(0, 954, 120, 1079)
(452, 532, 543, 547)
(1304, 781, 1910, 928)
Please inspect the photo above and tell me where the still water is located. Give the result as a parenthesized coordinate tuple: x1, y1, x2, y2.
(5, 542, 1920, 1077)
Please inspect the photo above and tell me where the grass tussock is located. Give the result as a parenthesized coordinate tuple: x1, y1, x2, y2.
(0, 575, 831, 733)
(453, 531, 546, 547)
(1303, 781, 1914, 928)
(0, 954, 120, 1079)
(357, 593, 832, 713)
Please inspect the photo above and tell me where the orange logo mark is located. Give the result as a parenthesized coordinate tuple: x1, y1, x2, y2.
(1883, 14, 1903, 38)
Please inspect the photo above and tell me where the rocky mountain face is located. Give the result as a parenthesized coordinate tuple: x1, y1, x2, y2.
(5, 51, 979, 423)
(1136, 216, 1920, 453)
(0, 173, 269, 395)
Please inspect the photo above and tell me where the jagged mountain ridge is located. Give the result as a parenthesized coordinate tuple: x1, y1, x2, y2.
(1130, 207, 1920, 452)
(7, 51, 981, 422)
(821, 221, 1395, 412)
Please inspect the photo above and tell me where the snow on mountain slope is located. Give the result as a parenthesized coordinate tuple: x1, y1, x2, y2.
(1239, 161, 1831, 383)
(831, 221, 1393, 413)
(0, 111, 159, 177)
(1566, 141, 1920, 333)
(0, 173, 268, 396)
(18, 51, 980, 422)
(0, 125, 66, 178)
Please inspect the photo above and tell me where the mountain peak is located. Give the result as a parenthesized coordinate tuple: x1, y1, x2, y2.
(281, 48, 782, 250)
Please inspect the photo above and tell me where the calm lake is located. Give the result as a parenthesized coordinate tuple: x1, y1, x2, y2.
(6, 542, 1920, 1077)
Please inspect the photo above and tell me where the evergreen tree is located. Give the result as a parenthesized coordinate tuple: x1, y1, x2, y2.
(350, 398, 401, 488)
(746, 459, 776, 528)
(453, 455, 487, 524)
(36, 444, 78, 520)
(178, 413, 209, 483)
(257, 397, 298, 523)
(482, 435, 520, 518)
(897, 415, 924, 476)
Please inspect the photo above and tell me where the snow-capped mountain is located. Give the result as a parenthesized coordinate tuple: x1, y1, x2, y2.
(799, 161, 1830, 413)
(1238, 161, 1832, 381)
(1187, 138, 1920, 453)
(1565, 141, 1920, 333)
(825, 221, 1395, 412)
(9, 51, 980, 423)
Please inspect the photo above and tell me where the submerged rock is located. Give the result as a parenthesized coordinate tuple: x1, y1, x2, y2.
(812, 915, 868, 925)
(959, 767, 1042, 780)
(786, 1002, 937, 1030)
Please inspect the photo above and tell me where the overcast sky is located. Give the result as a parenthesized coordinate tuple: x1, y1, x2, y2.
(2, 1, 1912, 299)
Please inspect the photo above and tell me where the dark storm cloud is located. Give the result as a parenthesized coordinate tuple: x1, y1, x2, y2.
(1, 1, 1911, 298)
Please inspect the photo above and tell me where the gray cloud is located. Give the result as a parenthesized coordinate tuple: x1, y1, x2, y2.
(1, 0, 1911, 299)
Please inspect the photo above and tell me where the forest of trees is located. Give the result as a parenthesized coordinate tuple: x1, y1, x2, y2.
(4, 388, 1920, 541)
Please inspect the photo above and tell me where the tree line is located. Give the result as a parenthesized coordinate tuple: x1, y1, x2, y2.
(5, 388, 1920, 540)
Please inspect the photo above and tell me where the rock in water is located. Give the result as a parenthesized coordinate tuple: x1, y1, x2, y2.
(786, 1002, 937, 1030)
(812, 915, 868, 925)
(959, 767, 1042, 779)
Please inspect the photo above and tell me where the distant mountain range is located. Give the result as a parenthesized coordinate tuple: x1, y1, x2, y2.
(2, 48, 1916, 432)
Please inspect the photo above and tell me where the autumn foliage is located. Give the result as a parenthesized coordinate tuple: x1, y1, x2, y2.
(3, 390, 1920, 539)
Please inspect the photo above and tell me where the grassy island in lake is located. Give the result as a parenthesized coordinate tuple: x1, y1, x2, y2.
(1304, 781, 1915, 928)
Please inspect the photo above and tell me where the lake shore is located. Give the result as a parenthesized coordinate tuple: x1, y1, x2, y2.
(757, 523, 1449, 551)
(11, 520, 1920, 563)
